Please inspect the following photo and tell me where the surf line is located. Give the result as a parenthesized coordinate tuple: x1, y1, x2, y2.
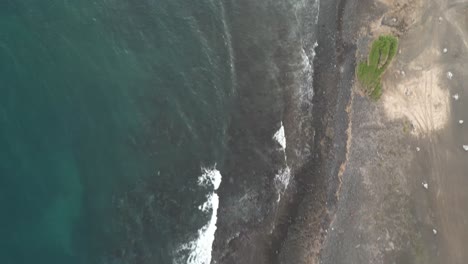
(177, 167, 222, 264)
(273, 122, 291, 202)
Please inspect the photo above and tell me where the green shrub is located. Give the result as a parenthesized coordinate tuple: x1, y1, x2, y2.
(357, 35, 398, 100)
(370, 83, 383, 100)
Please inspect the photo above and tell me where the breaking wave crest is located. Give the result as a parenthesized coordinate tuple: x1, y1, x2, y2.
(273, 122, 291, 202)
(175, 167, 222, 264)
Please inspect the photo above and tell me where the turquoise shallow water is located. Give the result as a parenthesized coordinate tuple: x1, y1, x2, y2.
(0, 1, 232, 263)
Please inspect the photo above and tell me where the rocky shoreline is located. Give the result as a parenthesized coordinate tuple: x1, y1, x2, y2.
(211, 0, 468, 262)
(212, 0, 362, 263)
(212, 0, 468, 262)
(276, 0, 361, 262)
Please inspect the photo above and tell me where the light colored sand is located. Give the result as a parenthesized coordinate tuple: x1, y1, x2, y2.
(365, 0, 451, 137)
(382, 57, 450, 136)
(357, 0, 453, 137)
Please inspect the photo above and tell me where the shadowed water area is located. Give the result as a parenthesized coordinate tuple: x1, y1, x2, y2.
(0, 0, 233, 263)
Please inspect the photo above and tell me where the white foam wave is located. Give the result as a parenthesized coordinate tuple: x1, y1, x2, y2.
(274, 166, 291, 202)
(198, 167, 222, 190)
(299, 42, 318, 103)
(273, 121, 291, 202)
(177, 167, 222, 264)
(273, 122, 286, 150)
(312, 41, 318, 57)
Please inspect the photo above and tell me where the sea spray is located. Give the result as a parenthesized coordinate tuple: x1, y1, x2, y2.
(176, 167, 222, 264)
(274, 166, 291, 202)
(299, 44, 315, 103)
(273, 122, 287, 150)
(273, 122, 291, 202)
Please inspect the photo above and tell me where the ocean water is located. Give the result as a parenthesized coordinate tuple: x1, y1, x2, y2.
(0, 0, 320, 263)
(0, 1, 232, 263)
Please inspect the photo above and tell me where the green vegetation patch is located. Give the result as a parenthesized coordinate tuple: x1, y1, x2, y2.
(357, 35, 398, 100)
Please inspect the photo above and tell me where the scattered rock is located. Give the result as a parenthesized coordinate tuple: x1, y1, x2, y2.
(459, 120, 464, 124)
(387, 241, 395, 251)
(447, 71, 453, 79)
(438, 16, 443, 22)
(433, 229, 438, 235)
(405, 88, 411, 96)
(452, 93, 459, 100)
(463, 145, 468, 151)
(422, 182, 428, 189)
(416, 147, 421, 152)
(382, 16, 400, 27)
(443, 48, 448, 53)
(401, 70, 406, 76)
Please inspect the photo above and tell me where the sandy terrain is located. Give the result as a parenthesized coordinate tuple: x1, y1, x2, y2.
(321, 0, 468, 263)
(383, 60, 450, 136)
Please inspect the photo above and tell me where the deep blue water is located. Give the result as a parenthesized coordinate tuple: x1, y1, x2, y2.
(0, 1, 233, 263)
